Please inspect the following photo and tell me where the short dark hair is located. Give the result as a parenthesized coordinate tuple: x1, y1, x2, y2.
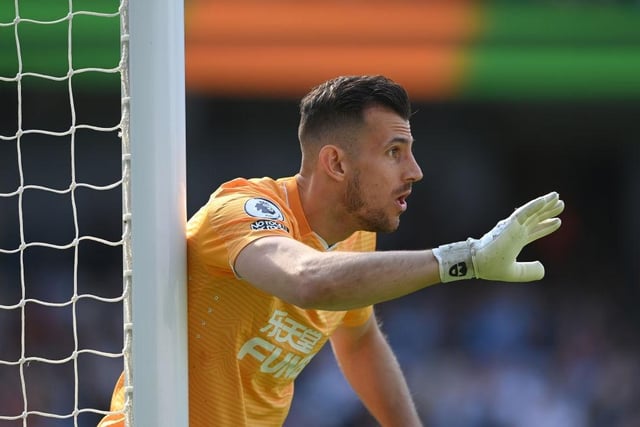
(298, 75, 411, 143)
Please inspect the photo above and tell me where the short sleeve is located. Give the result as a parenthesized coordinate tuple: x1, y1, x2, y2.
(194, 189, 296, 272)
(340, 305, 374, 327)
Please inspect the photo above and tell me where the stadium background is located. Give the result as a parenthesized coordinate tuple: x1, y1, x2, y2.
(0, 1, 639, 426)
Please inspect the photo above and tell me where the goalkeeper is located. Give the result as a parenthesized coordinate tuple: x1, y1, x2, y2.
(99, 75, 564, 427)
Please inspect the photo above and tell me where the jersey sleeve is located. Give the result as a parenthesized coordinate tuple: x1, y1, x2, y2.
(189, 186, 296, 273)
(341, 305, 374, 327)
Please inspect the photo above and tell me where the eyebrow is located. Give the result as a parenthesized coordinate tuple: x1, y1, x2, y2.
(386, 136, 414, 146)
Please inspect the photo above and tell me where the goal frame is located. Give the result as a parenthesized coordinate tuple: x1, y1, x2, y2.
(125, 0, 188, 425)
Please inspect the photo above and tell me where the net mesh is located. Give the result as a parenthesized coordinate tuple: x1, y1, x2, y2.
(0, 1, 129, 426)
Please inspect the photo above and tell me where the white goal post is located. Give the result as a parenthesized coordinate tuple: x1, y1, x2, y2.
(126, 0, 189, 425)
(0, 0, 188, 425)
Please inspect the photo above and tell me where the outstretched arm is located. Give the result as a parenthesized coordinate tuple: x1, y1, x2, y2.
(235, 192, 564, 311)
(330, 315, 422, 427)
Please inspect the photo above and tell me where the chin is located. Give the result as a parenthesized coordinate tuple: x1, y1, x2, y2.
(356, 209, 400, 233)
(377, 219, 401, 234)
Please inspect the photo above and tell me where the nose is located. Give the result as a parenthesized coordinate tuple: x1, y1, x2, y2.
(406, 152, 423, 183)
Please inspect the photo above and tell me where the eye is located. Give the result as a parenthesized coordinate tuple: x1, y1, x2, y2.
(387, 146, 400, 159)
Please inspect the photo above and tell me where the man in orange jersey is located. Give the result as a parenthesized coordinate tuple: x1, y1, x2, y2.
(99, 75, 564, 427)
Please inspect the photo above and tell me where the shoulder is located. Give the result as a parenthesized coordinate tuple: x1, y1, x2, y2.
(188, 176, 298, 236)
(219, 176, 281, 194)
(218, 177, 292, 220)
(211, 177, 291, 207)
(195, 177, 289, 214)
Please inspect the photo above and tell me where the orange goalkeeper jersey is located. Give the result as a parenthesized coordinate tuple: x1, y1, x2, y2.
(98, 175, 375, 427)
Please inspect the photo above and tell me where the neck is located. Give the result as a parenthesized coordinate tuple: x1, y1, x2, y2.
(295, 173, 354, 246)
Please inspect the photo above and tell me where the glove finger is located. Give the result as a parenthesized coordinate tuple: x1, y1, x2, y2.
(513, 192, 557, 225)
(521, 193, 561, 227)
(526, 217, 562, 244)
(510, 261, 545, 282)
(522, 199, 564, 233)
(527, 199, 565, 225)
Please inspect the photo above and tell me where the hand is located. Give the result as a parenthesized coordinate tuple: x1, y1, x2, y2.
(433, 192, 565, 283)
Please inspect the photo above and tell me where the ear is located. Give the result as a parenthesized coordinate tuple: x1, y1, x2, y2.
(318, 145, 347, 182)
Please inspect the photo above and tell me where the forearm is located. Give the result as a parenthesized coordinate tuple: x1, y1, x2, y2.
(299, 249, 440, 310)
(236, 236, 441, 311)
(331, 319, 422, 427)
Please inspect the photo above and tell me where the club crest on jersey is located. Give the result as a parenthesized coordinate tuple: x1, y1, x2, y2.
(244, 198, 285, 221)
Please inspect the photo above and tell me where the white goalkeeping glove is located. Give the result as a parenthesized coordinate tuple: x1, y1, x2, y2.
(432, 192, 565, 283)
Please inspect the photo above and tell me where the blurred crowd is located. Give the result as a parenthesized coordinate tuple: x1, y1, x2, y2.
(287, 283, 640, 427)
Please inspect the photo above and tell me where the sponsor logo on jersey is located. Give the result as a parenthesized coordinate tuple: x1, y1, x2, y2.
(244, 198, 285, 221)
(237, 310, 323, 380)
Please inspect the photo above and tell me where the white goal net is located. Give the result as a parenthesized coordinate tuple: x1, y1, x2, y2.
(0, 1, 187, 426)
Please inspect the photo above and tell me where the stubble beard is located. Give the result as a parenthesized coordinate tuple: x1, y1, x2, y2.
(344, 170, 399, 233)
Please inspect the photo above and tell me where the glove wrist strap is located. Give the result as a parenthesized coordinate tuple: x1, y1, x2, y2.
(432, 240, 476, 283)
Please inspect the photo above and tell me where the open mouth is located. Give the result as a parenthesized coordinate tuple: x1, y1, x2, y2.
(395, 186, 412, 212)
(396, 195, 408, 211)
